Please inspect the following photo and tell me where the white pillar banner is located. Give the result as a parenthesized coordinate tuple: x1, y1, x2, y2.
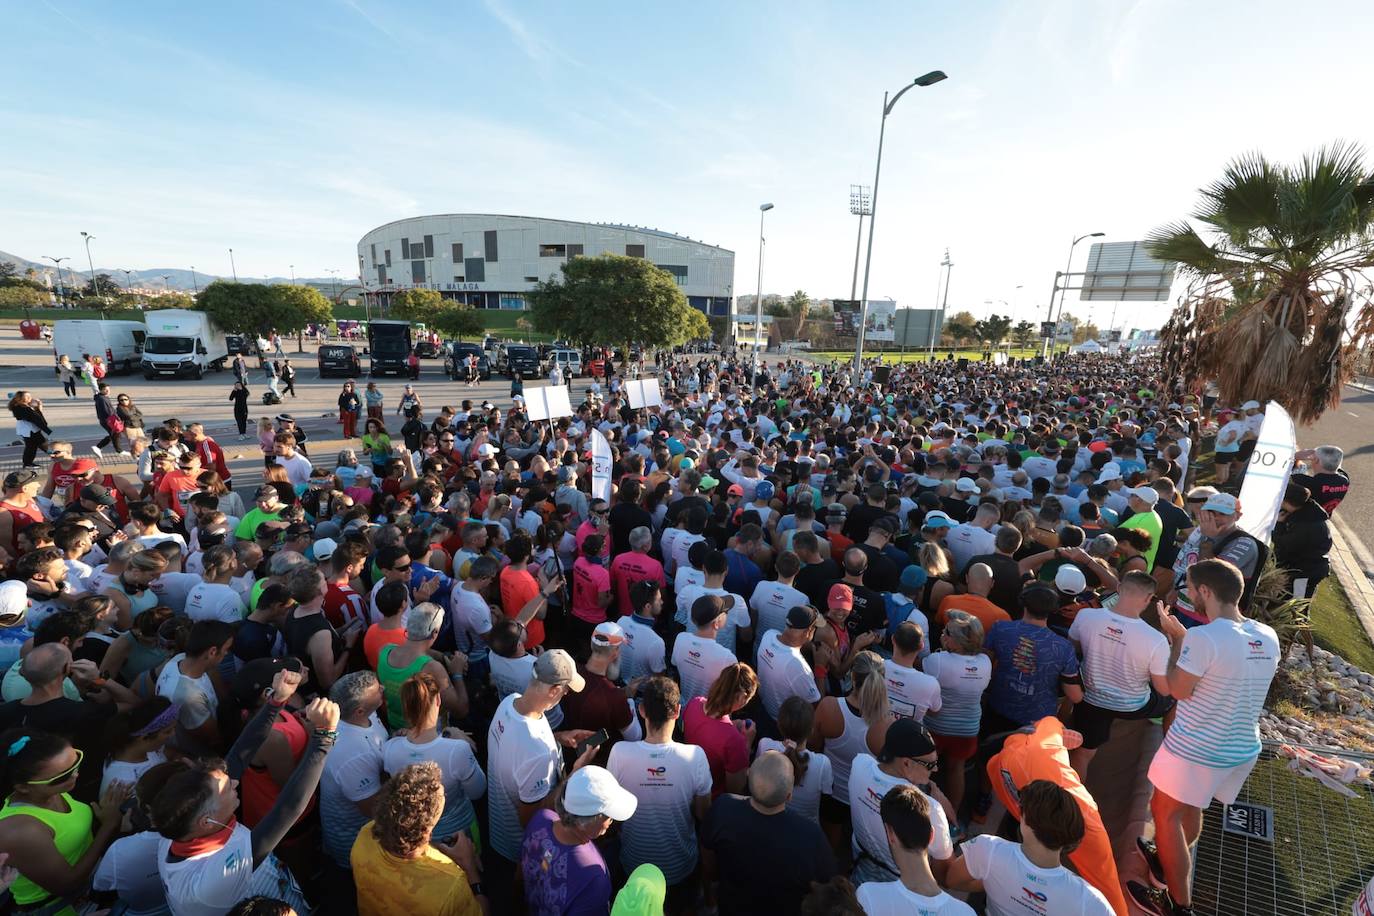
(1237, 400, 1296, 543)
(591, 428, 613, 502)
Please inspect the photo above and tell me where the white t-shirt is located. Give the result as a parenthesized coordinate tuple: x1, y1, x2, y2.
(606, 739, 713, 885)
(1069, 607, 1169, 712)
(848, 753, 951, 884)
(319, 714, 388, 866)
(154, 654, 217, 730)
(274, 451, 314, 486)
(669, 532, 705, 581)
(671, 631, 737, 705)
(959, 834, 1114, 916)
(673, 566, 707, 622)
(101, 751, 166, 796)
(382, 733, 487, 836)
(945, 524, 996, 574)
(93, 830, 167, 916)
(158, 822, 306, 916)
(487, 693, 563, 862)
(1163, 617, 1279, 767)
(150, 571, 201, 614)
(755, 629, 821, 719)
(184, 581, 246, 623)
(757, 737, 831, 823)
(1215, 419, 1246, 452)
(488, 654, 563, 728)
(85, 565, 118, 596)
(674, 584, 749, 654)
(449, 585, 493, 656)
(618, 614, 666, 683)
(749, 580, 808, 640)
(922, 652, 992, 737)
(856, 880, 975, 916)
(884, 658, 942, 722)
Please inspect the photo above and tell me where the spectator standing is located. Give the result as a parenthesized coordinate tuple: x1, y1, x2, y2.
(1272, 483, 1332, 598)
(338, 381, 362, 439)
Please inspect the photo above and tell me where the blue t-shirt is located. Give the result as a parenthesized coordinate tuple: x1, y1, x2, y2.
(983, 620, 1080, 725)
(723, 549, 762, 600)
(521, 808, 613, 916)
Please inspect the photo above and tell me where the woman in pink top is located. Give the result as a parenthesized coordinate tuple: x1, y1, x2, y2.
(682, 663, 758, 796)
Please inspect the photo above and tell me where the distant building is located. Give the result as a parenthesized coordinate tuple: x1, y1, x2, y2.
(356, 214, 734, 317)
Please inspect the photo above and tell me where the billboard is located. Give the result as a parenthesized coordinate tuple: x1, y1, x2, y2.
(832, 298, 895, 341)
(1079, 241, 1176, 302)
(832, 299, 861, 337)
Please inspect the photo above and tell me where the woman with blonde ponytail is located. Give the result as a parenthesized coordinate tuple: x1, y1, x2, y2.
(811, 649, 890, 847)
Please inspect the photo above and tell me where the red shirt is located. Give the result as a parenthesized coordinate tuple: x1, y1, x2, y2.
(240, 711, 315, 828)
(48, 458, 98, 495)
(610, 551, 665, 616)
(0, 497, 44, 554)
(574, 521, 610, 558)
(156, 470, 200, 519)
(682, 696, 749, 796)
(195, 437, 232, 482)
(323, 582, 367, 629)
(571, 556, 611, 625)
(499, 566, 543, 647)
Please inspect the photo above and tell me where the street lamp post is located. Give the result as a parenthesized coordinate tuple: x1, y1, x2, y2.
(80, 232, 99, 298)
(855, 70, 947, 369)
(190, 267, 199, 294)
(43, 256, 69, 306)
(118, 269, 133, 294)
(289, 265, 296, 284)
(161, 275, 172, 294)
(848, 185, 871, 303)
(930, 249, 952, 359)
(229, 248, 238, 282)
(1042, 232, 1104, 358)
(751, 203, 774, 389)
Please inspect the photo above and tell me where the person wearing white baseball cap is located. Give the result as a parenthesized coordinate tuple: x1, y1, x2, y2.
(1119, 487, 1163, 570)
(520, 765, 638, 915)
(560, 620, 644, 756)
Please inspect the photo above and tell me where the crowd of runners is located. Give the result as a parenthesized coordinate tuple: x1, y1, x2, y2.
(0, 344, 1352, 916)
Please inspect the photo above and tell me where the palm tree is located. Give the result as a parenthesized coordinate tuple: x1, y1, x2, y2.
(1148, 143, 1374, 423)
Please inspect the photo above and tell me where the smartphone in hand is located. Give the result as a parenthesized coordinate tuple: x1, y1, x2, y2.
(577, 728, 611, 756)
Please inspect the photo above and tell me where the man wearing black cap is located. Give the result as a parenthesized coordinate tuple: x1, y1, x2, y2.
(670, 595, 738, 705)
(755, 605, 822, 726)
(848, 719, 954, 885)
(858, 516, 902, 592)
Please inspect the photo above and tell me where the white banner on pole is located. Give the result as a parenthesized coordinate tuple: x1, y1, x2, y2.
(591, 428, 612, 502)
(625, 378, 663, 409)
(1237, 400, 1296, 543)
(524, 385, 575, 422)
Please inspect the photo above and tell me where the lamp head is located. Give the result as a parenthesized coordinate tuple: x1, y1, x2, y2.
(914, 71, 948, 87)
(760, 203, 774, 212)
(1089, 232, 1105, 238)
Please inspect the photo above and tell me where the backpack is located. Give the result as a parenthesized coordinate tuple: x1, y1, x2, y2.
(1212, 528, 1270, 612)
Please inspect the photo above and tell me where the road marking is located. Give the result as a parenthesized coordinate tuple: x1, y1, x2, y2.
(1349, 411, 1360, 418)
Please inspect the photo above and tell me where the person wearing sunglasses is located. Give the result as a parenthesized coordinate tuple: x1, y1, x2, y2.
(848, 718, 955, 887)
(0, 728, 132, 914)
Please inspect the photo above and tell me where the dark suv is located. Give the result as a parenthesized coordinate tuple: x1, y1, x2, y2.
(444, 342, 491, 380)
(499, 344, 541, 379)
(318, 344, 361, 377)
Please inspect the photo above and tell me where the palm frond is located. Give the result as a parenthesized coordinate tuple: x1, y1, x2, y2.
(1194, 151, 1284, 239)
(1144, 223, 1229, 274)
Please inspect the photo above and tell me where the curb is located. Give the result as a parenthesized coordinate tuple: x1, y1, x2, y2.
(1327, 515, 1374, 648)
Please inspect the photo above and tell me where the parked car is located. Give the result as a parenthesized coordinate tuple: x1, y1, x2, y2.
(545, 347, 583, 377)
(414, 337, 441, 359)
(318, 343, 361, 377)
(443, 341, 491, 380)
(497, 344, 541, 379)
(52, 320, 146, 374)
(225, 334, 260, 357)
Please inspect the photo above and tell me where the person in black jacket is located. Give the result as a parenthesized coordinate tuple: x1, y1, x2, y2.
(91, 383, 126, 458)
(229, 380, 250, 440)
(7, 391, 52, 469)
(1273, 482, 1333, 599)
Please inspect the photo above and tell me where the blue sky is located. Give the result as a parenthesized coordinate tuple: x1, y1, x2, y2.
(5, 0, 1374, 333)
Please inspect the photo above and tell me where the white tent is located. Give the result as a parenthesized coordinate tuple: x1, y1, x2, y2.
(1071, 339, 1104, 353)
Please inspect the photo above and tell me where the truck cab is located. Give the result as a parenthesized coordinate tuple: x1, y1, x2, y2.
(140, 309, 227, 379)
(368, 320, 412, 377)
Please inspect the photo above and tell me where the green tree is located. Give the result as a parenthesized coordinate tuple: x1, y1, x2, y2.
(527, 254, 700, 349)
(430, 302, 486, 340)
(196, 281, 330, 335)
(974, 313, 1013, 347)
(81, 273, 119, 298)
(389, 287, 444, 324)
(1011, 320, 1037, 347)
(0, 262, 17, 280)
(145, 292, 194, 311)
(1072, 322, 1102, 344)
(0, 286, 46, 308)
(942, 310, 978, 347)
(1148, 142, 1374, 422)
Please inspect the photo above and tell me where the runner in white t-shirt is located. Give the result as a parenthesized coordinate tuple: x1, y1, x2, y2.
(748, 551, 807, 641)
(671, 596, 739, 705)
(754, 610, 822, 720)
(606, 677, 713, 887)
(1132, 558, 1279, 916)
(184, 580, 246, 623)
(485, 619, 564, 729)
(848, 721, 953, 885)
(884, 622, 942, 721)
(948, 780, 1113, 915)
(675, 552, 750, 654)
(757, 694, 832, 824)
(855, 782, 974, 915)
(618, 580, 667, 683)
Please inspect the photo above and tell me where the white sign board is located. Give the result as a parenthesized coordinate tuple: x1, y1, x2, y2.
(591, 429, 613, 502)
(523, 385, 574, 422)
(1238, 400, 1296, 543)
(625, 378, 663, 409)
(864, 298, 896, 342)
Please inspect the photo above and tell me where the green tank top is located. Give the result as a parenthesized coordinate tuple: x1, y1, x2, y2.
(0, 792, 94, 906)
(377, 642, 429, 730)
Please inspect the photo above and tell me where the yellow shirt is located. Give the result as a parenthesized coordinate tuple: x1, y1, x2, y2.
(351, 822, 481, 916)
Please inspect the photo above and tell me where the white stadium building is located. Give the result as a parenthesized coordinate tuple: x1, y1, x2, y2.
(356, 214, 735, 319)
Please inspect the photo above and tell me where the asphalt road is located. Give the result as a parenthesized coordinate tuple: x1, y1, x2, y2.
(1299, 383, 1374, 565)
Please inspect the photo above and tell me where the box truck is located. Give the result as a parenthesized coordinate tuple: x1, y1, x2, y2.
(140, 309, 229, 379)
(51, 320, 147, 374)
(367, 320, 412, 377)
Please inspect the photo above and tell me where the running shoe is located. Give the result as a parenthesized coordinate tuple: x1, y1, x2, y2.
(91, 445, 103, 458)
(1136, 836, 1167, 886)
(1127, 880, 1194, 916)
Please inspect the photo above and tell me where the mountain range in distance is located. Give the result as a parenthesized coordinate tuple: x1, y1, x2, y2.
(0, 249, 344, 292)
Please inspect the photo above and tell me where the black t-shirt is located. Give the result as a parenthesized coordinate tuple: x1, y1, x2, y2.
(0, 697, 109, 800)
(940, 496, 975, 523)
(702, 795, 837, 916)
(795, 558, 841, 611)
(842, 503, 888, 542)
(234, 619, 282, 666)
(1153, 500, 1193, 569)
(608, 502, 653, 556)
(966, 552, 1026, 614)
(663, 494, 709, 529)
(844, 582, 887, 636)
(857, 544, 900, 593)
(1291, 470, 1350, 515)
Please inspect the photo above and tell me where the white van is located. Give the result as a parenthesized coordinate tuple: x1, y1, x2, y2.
(547, 347, 582, 377)
(51, 320, 147, 374)
(141, 310, 229, 379)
